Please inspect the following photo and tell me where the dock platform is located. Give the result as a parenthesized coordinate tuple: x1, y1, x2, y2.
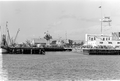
(5, 47, 45, 54)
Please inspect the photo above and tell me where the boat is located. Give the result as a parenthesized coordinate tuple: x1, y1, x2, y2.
(82, 33, 120, 55)
(82, 4, 120, 55)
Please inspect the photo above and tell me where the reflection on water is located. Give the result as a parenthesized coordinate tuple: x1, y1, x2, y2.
(0, 54, 8, 81)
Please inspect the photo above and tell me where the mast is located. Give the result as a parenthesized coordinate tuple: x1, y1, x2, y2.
(100, 1, 103, 34)
(65, 31, 68, 43)
(0, 26, 2, 46)
(101, 5, 102, 34)
(99, 1, 112, 34)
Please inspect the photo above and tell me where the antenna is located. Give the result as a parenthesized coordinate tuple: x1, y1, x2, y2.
(65, 31, 68, 43)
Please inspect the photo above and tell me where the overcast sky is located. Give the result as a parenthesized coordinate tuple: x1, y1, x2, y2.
(0, 0, 120, 43)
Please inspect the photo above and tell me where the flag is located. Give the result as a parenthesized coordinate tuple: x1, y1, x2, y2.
(6, 21, 8, 27)
(99, 5, 101, 8)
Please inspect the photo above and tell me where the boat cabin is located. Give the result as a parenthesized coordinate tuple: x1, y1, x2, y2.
(85, 32, 120, 47)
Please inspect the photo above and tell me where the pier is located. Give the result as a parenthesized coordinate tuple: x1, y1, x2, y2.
(5, 47, 45, 55)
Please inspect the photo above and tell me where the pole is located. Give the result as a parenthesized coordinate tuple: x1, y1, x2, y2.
(66, 31, 67, 43)
(100, 1, 103, 34)
(101, 7, 102, 34)
(0, 26, 2, 46)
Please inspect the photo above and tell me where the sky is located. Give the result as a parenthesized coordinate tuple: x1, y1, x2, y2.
(1, 0, 120, 43)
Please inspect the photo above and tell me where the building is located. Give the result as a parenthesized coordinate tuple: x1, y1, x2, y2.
(51, 39, 68, 46)
(85, 32, 120, 47)
(31, 38, 66, 46)
(31, 38, 47, 46)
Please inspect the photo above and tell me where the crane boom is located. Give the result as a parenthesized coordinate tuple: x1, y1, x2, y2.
(6, 21, 12, 45)
(14, 28, 20, 44)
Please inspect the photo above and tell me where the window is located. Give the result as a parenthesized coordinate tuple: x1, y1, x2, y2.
(89, 37, 91, 40)
(100, 42, 103, 44)
(106, 37, 110, 41)
(106, 38, 108, 40)
(91, 38, 93, 41)
(94, 37, 96, 40)
(103, 38, 105, 41)
(108, 42, 112, 44)
(117, 42, 120, 44)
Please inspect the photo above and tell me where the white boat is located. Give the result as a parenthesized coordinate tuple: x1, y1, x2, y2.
(82, 4, 120, 55)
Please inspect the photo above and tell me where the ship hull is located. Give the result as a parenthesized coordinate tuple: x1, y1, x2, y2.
(83, 49, 120, 55)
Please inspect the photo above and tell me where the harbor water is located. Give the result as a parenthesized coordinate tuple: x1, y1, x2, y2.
(1, 52, 120, 81)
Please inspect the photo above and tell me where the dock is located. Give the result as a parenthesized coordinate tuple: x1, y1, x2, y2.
(4, 47, 45, 55)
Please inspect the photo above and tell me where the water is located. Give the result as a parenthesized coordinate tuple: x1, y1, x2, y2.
(0, 50, 8, 81)
(1, 52, 120, 81)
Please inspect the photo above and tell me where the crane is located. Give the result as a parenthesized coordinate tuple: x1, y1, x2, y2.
(6, 21, 12, 46)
